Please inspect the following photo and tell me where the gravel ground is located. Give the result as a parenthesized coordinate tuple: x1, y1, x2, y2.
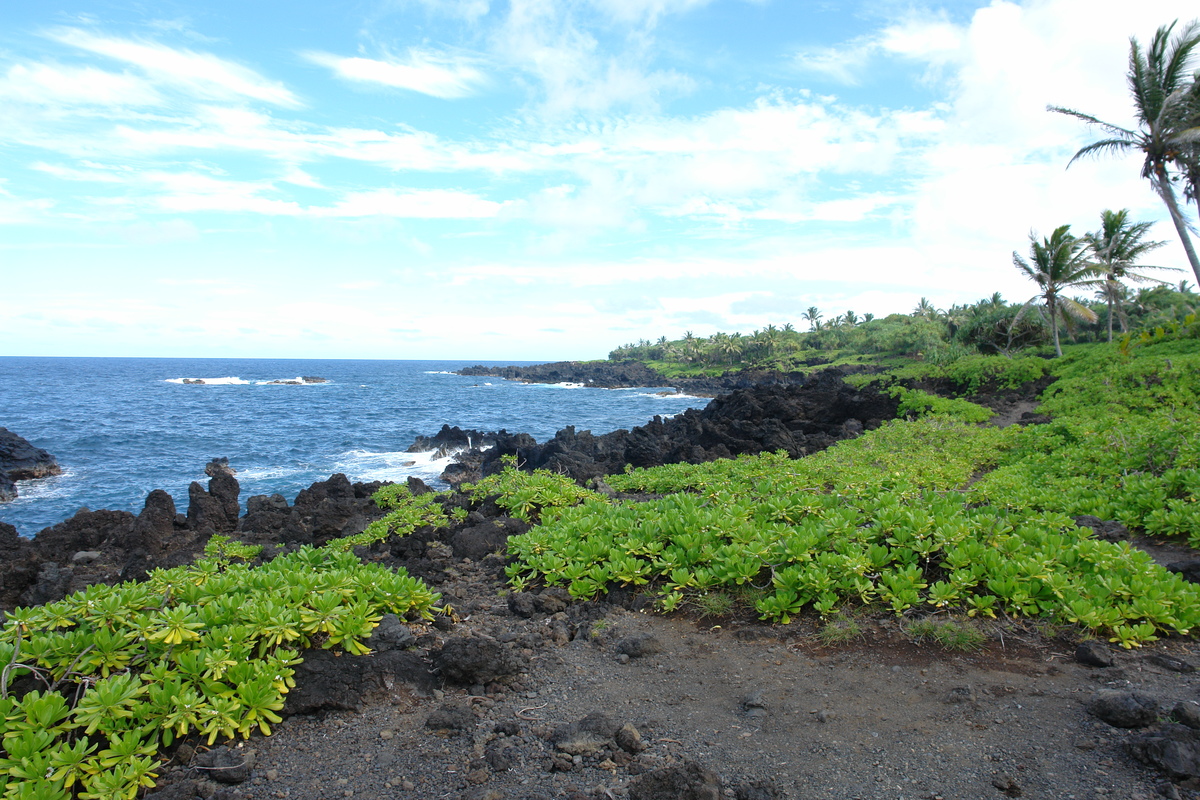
(146, 553, 1200, 800)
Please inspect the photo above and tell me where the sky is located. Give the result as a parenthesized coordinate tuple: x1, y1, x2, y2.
(2, 0, 1198, 360)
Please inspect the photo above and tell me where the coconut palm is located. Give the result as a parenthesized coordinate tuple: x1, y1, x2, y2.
(1083, 209, 1173, 340)
(1049, 20, 1200, 286)
(802, 306, 823, 332)
(1012, 225, 1104, 357)
(912, 297, 940, 320)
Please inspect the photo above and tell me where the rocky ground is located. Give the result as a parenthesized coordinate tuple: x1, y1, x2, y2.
(4, 371, 1200, 799)
(146, 548, 1200, 800)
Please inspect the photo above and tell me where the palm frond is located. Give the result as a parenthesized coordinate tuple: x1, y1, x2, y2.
(1058, 297, 1099, 324)
(1066, 138, 1137, 167)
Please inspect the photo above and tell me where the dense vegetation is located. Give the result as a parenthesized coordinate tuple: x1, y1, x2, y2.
(607, 283, 1198, 374)
(506, 323, 1200, 647)
(0, 539, 440, 800)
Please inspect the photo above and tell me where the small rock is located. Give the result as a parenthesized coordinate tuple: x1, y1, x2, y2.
(944, 686, 975, 704)
(552, 713, 621, 756)
(627, 761, 724, 800)
(991, 773, 1022, 797)
(1172, 701, 1200, 730)
(379, 730, 394, 740)
(616, 724, 647, 754)
(194, 746, 251, 784)
(1076, 641, 1115, 668)
(816, 709, 835, 723)
(460, 790, 504, 800)
(426, 703, 475, 733)
(616, 634, 662, 659)
(367, 615, 417, 652)
(741, 690, 768, 711)
(1146, 654, 1196, 673)
(1088, 690, 1160, 728)
(735, 780, 788, 800)
(71, 550, 102, 564)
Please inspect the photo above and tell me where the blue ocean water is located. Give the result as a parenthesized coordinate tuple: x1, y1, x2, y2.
(0, 357, 706, 537)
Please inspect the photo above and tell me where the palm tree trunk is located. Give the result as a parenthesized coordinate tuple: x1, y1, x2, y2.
(1155, 174, 1200, 288)
(1049, 297, 1063, 357)
(1105, 279, 1116, 342)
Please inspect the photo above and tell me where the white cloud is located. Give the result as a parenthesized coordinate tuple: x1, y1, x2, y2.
(305, 49, 488, 98)
(0, 62, 161, 107)
(494, 0, 697, 115)
(48, 28, 301, 107)
(791, 40, 876, 85)
(316, 188, 505, 218)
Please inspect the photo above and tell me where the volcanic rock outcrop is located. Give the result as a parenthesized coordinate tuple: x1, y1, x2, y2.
(430, 369, 897, 484)
(0, 427, 62, 502)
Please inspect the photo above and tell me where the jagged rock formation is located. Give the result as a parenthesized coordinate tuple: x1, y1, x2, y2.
(433, 370, 897, 484)
(0, 427, 62, 502)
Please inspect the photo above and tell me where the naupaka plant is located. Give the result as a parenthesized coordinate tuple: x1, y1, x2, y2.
(0, 542, 440, 800)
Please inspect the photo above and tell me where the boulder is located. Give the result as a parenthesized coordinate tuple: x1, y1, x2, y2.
(0, 427, 61, 502)
(1088, 690, 1160, 728)
(435, 635, 526, 685)
(628, 761, 725, 800)
(282, 648, 434, 715)
(1126, 723, 1200, 779)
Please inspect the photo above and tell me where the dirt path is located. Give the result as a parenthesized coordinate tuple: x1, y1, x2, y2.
(149, 558, 1200, 800)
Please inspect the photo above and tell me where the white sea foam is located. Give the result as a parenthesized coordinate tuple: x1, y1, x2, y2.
(6, 469, 75, 503)
(234, 465, 297, 482)
(165, 376, 251, 385)
(254, 377, 329, 386)
(333, 448, 451, 485)
(423, 370, 457, 375)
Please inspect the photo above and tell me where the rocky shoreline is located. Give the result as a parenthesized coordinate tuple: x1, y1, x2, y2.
(3, 370, 1200, 798)
(421, 368, 897, 486)
(456, 359, 844, 397)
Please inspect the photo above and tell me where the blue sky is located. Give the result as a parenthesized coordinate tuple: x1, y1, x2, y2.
(2, 0, 1196, 360)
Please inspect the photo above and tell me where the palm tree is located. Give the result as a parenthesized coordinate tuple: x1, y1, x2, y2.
(1013, 226, 1104, 357)
(1049, 20, 1200, 287)
(802, 306, 823, 332)
(1083, 209, 1173, 340)
(912, 297, 940, 320)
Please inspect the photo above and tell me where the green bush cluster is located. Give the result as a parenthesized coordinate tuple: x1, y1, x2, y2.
(888, 387, 995, 424)
(0, 546, 439, 799)
(971, 339, 1200, 546)
(464, 457, 603, 522)
(500, 343, 1200, 647)
(324, 483, 451, 552)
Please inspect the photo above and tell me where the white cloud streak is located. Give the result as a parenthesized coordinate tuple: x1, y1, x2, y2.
(305, 49, 488, 98)
(48, 28, 301, 107)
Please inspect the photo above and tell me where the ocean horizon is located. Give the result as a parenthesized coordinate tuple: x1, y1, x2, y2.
(0, 356, 706, 537)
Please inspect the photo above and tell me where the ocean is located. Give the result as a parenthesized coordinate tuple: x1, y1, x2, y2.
(0, 357, 706, 537)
